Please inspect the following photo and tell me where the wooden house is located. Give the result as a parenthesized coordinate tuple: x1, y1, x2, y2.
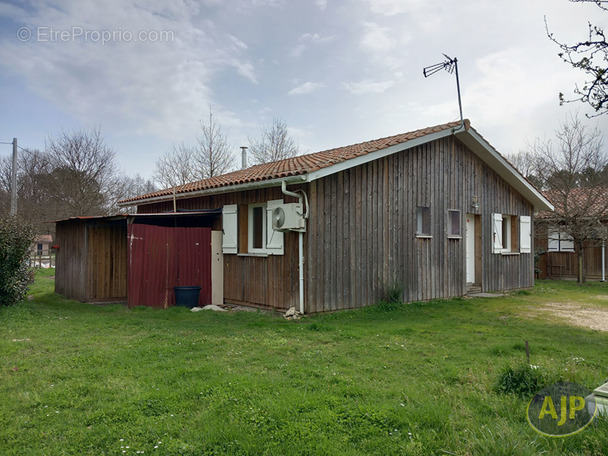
(116, 120, 553, 312)
(31, 234, 53, 256)
(535, 187, 607, 280)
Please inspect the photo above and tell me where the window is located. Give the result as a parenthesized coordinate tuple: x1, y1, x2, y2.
(493, 213, 527, 254)
(548, 229, 575, 252)
(221, 201, 284, 255)
(248, 204, 267, 253)
(447, 210, 461, 237)
(416, 206, 431, 237)
(501, 215, 512, 252)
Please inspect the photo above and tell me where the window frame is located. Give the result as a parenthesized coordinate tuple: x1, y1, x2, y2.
(547, 228, 575, 252)
(492, 213, 522, 255)
(248, 203, 268, 254)
(447, 209, 462, 239)
(416, 206, 432, 238)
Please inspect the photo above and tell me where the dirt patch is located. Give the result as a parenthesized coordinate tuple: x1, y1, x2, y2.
(532, 302, 608, 332)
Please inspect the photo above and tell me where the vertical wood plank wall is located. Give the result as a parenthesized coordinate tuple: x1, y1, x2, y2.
(536, 237, 606, 279)
(55, 219, 128, 302)
(55, 220, 87, 301)
(86, 221, 128, 301)
(306, 136, 534, 313)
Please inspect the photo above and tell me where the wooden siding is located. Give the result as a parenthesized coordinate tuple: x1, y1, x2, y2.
(306, 135, 534, 312)
(536, 237, 606, 279)
(55, 220, 87, 301)
(138, 186, 305, 311)
(55, 219, 127, 302)
(86, 221, 128, 301)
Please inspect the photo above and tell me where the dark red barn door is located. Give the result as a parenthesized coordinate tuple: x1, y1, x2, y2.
(127, 224, 211, 308)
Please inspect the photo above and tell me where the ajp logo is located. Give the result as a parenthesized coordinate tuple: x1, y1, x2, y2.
(527, 382, 596, 437)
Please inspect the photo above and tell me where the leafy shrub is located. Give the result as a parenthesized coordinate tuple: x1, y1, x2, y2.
(379, 278, 405, 304)
(495, 364, 547, 398)
(0, 215, 34, 306)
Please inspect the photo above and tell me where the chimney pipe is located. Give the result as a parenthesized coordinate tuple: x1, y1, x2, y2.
(240, 146, 248, 169)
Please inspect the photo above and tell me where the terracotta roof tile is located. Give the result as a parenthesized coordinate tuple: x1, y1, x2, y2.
(119, 120, 463, 205)
(540, 187, 608, 219)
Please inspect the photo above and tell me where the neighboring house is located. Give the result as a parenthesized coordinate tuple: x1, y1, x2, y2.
(31, 234, 53, 256)
(107, 120, 552, 313)
(535, 187, 608, 280)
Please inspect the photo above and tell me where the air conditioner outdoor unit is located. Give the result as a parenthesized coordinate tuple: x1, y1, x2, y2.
(272, 203, 305, 232)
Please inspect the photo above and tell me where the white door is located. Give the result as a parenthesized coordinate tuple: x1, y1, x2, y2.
(466, 214, 475, 283)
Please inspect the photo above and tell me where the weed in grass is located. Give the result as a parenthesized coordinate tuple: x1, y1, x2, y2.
(495, 364, 548, 398)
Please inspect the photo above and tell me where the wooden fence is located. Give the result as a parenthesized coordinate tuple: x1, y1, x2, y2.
(28, 253, 55, 268)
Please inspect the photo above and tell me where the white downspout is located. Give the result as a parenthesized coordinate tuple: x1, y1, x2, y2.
(281, 181, 308, 314)
(602, 240, 606, 282)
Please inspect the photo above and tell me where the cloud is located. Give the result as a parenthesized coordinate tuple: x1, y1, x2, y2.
(315, 0, 328, 10)
(291, 31, 336, 57)
(342, 79, 396, 95)
(0, 0, 259, 139)
(360, 22, 395, 53)
(359, 22, 410, 59)
(288, 81, 325, 95)
(300, 33, 335, 44)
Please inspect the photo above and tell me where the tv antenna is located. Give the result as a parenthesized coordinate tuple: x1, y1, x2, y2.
(423, 54, 464, 131)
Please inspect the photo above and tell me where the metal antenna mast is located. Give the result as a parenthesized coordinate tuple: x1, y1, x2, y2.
(423, 54, 464, 131)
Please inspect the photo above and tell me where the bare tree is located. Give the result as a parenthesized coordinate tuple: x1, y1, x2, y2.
(1, 149, 56, 233)
(506, 150, 544, 189)
(196, 110, 235, 178)
(546, 1, 608, 115)
(44, 127, 117, 218)
(153, 142, 198, 189)
(248, 117, 299, 164)
(109, 173, 157, 214)
(529, 114, 608, 282)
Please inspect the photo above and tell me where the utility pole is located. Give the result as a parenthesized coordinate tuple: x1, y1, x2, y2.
(10, 138, 17, 215)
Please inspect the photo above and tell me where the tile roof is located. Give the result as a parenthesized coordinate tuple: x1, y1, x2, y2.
(539, 187, 608, 219)
(119, 120, 463, 205)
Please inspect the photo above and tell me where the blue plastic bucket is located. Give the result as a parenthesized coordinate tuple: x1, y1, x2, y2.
(174, 286, 201, 308)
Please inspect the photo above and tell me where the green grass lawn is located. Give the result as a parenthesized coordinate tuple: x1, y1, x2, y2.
(1, 269, 607, 455)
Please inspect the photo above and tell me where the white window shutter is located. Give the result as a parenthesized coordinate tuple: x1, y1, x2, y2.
(547, 229, 560, 252)
(222, 205, 238, 254)
(520, 215, 531, 253)
(492, 213, 503, 254)
(266, 199, 284, 255)
(561, 232, 575, 252)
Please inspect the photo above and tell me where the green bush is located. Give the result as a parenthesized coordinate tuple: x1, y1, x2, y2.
(495, 364, 547, 398)
(379, 278, 406, 304)
(0, 215, 34, 306)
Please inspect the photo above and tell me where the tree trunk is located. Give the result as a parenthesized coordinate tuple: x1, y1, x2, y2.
(576, 241, 585, 284)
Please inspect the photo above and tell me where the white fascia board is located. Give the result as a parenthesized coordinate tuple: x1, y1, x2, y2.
(306, 129, 454, 183)
(455, 129, 554, 213)
(117, 174, 307, 208)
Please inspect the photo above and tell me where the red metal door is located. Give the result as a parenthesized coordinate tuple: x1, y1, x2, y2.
(127, 224, 211, 308)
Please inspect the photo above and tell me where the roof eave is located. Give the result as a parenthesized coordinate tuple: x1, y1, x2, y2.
(306, 128, 455, 182)
(117, 174, 309, 208)
(454, 128, 554, 212)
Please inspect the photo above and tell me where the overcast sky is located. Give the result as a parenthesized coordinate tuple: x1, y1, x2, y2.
(1, 0, 607, 183)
